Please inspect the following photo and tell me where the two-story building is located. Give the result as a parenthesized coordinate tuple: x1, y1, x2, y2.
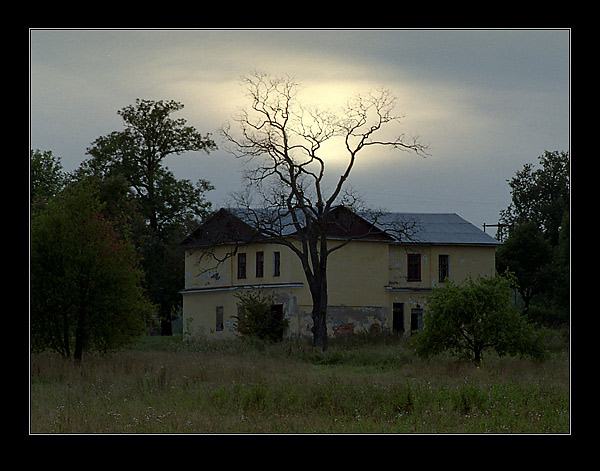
(179, 207, 501, 340)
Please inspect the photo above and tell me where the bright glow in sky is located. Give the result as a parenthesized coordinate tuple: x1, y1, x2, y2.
(30, 29, 570, 234)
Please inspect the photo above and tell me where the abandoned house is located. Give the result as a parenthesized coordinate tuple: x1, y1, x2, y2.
(179, 206, 502, 340)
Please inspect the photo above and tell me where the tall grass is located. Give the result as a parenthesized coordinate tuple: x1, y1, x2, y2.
(30, 331, 569, 434)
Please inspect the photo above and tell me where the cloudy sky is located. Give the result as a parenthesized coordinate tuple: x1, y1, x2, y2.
(29, 29, 570, 235)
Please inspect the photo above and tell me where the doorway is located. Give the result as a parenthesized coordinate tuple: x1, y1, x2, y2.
(270, 303, 285, 339)
(410, 308, 423, 333)
(392, 303, 404, 333)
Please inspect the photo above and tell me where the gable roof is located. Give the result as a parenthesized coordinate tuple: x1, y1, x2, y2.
(181, 208, 501, 248)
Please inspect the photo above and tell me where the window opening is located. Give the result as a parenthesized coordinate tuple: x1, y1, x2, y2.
(256, 251, 264, 278)
(216, 306, 224, 332)
(439, 254, 449, 282)
(237, 253, 246, 279)
(407, 253, 421, 281)
(273, 251, 280, 277)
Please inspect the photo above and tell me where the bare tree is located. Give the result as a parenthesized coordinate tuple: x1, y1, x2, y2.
(219, 72, 428, 349)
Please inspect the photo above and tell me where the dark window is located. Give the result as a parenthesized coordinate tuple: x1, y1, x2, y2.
(270, 304, 284, 339)
(237, 253, 246, 279)
(439, 254, 449, 282)
(407, 254, 421, 281)
(273, 251, 280, 277)
(216, 306, 224, 332)
(392, 303, 404, 333)
(256, 251, 264, 278)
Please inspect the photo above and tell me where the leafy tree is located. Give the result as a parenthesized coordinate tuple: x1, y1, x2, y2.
(80, 99, 217, 334)
(549, 211, 570, 323)
(30, 180, 155, 361)
(495, 222, 554, 316)
(30, 149, 67, 210)
(82, 99, 216, 233)
(497, 151, 570, 325)
(233, 290, 288, 342)
(498, 150, 569, 246)
(413, 274, 546, 366)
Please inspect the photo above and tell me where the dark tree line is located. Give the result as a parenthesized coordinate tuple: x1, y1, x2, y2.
(496, 150, 570, 325)
(31, 99, 216, 359)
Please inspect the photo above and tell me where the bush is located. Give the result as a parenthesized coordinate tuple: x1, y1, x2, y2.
(413, 274, 547, 365)
(233, 290, 288, 342)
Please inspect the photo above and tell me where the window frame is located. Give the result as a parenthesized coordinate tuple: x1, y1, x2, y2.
(439, 254, 449, 282)
(237, 252, 247, 279)
(273, 251, 281, 277)
(407, 253, 421, 282)
(256, 251, 264, 278)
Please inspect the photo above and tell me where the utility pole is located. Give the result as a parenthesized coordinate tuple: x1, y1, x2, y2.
(482, 223, 509, 242)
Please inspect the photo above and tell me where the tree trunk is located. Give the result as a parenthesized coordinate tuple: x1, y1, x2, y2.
(310, 272, 328, 351)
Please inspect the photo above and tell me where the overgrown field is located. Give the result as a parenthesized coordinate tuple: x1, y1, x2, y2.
(30, 330, 570, 434)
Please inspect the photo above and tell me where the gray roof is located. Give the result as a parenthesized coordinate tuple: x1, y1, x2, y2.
(371, 212, 502, 246)
(227, 207, 501, 246)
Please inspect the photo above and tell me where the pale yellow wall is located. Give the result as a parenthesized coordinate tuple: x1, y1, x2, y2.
(388, 244, 496, 289)
(184, 241, 305, 290)
(327, 240, 389, 306)
(385, 244, 497, 332)
(183, 241, 309, 339)
(182, 240, 497, 339)
(182, 290, 240, 338)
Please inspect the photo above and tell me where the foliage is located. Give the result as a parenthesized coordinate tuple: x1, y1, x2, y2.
(81, 98, 216, 232)
(496, 150, 570, 325)
(498, 150, 569, 246)
(495, 222, 555, 314)
(79, 99, 217, 334)
(413, 274, 547, 365)
(233, 290, 288, 342)
(30, 149, 67, 210)
(30, 180, 155, 360)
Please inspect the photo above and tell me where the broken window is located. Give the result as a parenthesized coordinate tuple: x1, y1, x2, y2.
(273, 251, 280, 277)
(256, 251, 264, 278)
(407, 253, 421, 281)
(237, 253, 246, 279)
(216, 306, 224, 332)
(439, 254, 449, 282)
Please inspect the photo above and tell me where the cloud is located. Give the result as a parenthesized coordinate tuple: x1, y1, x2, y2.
(30, 29, 569, 232)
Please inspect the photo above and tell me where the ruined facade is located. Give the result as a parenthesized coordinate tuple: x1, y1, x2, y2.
(180, 208, 501, 340)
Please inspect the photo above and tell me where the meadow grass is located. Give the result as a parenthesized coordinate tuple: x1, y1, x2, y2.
(30, 330, 569, 434)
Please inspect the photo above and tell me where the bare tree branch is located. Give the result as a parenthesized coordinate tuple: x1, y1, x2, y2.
(213, 72, 428, 349)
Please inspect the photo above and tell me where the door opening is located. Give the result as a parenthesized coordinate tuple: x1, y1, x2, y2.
(392, 303, 404, 333)
(270, 304, 284, 339)
(410, 308, 423, 333)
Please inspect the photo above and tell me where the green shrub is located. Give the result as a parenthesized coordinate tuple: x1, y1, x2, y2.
(413, 274, 548, 365)
(233, 290, 288, 342)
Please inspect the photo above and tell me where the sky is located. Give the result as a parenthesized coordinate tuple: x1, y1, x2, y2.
(29, 29, 570, 236)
